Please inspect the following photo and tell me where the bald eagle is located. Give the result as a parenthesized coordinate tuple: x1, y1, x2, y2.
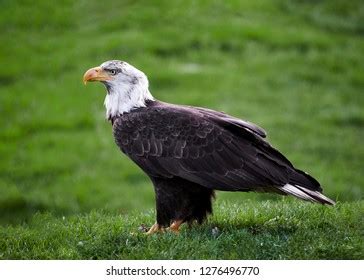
(83, 60, 335, 234)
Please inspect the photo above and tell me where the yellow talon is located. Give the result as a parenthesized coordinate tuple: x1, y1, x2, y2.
(145, 220, 184, 235)
(168, 220, 183, 234)
(145, 223, 164, 235)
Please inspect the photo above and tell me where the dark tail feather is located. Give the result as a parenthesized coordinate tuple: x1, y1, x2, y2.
(280, 183, 335, 205)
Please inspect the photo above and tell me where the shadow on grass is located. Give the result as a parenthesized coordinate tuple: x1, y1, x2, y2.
(198, 220, 299, 238)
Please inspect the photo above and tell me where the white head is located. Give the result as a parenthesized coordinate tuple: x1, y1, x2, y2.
(83, 60, 154, 119)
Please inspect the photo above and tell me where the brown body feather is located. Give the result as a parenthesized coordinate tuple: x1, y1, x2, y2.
(112, 100, 334, 226)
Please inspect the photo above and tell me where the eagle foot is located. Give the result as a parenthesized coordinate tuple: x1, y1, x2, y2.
(145, 220, 184, 235)
(167, 220, 183, 234)
(145, 223, 165, 235)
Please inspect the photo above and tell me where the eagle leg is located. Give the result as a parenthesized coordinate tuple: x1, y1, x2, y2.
(145, 223, 165, 235)
(168, 220, 183, 234)
(150, 176, 214, 231)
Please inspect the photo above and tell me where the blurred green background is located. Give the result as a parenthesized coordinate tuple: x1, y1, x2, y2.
(0, 0, 363, 227)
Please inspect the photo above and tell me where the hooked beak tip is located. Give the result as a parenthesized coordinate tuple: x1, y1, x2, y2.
(83, 66, 110, 85)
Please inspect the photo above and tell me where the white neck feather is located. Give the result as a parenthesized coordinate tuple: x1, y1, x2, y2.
(104, 80, 154, 119)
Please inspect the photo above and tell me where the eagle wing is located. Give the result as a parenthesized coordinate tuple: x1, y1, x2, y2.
(193, 106, 267, 138)
(113, 104, 323, 197)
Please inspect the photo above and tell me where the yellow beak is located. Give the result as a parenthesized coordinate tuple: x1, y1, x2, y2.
(83, 66, 112, 85)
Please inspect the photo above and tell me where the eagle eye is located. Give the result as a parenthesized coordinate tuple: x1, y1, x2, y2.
(104, 68, 118, 75)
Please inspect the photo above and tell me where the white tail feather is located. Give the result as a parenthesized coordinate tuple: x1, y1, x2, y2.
(281, 184, 335, 205)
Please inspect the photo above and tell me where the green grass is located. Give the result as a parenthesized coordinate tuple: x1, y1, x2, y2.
(1, 201, 363, 259)
(0, 0, 363, 259)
